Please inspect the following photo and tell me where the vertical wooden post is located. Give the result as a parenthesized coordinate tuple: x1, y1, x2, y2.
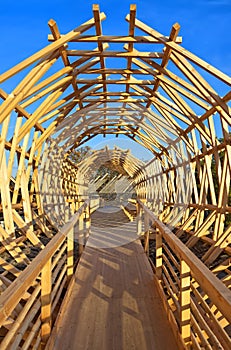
(180, 260, 191, 347)
(156, 230, 162, 280)
(75, 199, 80, 212)
(67, 201, 75, 281)
(67, 227, 74, 282)
(85, 204, 90, 242)
(78, 210, 84, 255)
(41, 258, 52, 346)
(144, 211, 149, 255)
(136, 201, 142, 236)
(70, 200, 75, 215)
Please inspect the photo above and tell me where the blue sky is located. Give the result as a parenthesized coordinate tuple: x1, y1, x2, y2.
(1, 0, 231, 161)
(1, 0, 231, 74)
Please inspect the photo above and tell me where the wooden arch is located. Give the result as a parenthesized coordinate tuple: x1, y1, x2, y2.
(0, 5, 231, 344)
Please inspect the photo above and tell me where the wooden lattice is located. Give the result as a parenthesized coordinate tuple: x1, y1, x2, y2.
(0, 4, 231, 349)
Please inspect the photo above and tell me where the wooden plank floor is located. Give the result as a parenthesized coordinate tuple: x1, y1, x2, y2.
(46, 208, 179, 350)
(86, 206, 139, 249)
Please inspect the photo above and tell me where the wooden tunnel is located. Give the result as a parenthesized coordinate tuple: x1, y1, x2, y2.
(0, 4, 231, 349)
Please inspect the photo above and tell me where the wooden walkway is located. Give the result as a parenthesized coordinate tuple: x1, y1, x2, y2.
(46, 208, 178, 350)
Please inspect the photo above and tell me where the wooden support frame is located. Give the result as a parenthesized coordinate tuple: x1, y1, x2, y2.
(180, 260, 191, 347)
(136, 201, 143, 236)
(138, 199, 231, 349)
(41, 258, 52, 346)
(0, 201, 89, 348)
(0, 4, 231, 349)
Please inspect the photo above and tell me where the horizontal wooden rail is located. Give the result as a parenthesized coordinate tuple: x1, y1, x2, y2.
(137, 198, 231, 349)
(137, 198, 231, 324)
(0, 200, 89, 349)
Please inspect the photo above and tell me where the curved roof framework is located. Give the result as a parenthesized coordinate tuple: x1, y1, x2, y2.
(76, 147, 145, 179)
(39, 146, 144, 226)
(0, 3, 231, 295)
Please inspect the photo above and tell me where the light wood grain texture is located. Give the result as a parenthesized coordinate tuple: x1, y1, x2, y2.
(46, 241, 179, 350)
(0, 3, 231, 349)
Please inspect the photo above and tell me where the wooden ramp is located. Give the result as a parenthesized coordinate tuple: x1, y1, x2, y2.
(46, 208, 178, 350)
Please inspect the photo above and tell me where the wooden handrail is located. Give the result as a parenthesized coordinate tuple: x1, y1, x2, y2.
(137, 198, 231, 325)
(0, 200, 89, 326)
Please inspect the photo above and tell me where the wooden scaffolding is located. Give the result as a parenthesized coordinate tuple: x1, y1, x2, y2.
(0, 4, 231, 349)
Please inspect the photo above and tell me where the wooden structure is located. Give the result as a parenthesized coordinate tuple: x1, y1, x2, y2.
(46, 211, 179, 350)
(0, 4, 231, 349)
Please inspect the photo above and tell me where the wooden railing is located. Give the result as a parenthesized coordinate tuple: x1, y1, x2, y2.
(137, 199, 231, 350)
(1, 198, 230, 349)
(0, 200, 89, 350)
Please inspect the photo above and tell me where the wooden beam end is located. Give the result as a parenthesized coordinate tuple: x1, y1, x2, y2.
(93, 4, 100, 12)
(100, 12, 107, 22)
(173, 22, 181, 32)
(48, 19, 56, 28)
(125, 14, 130, 22)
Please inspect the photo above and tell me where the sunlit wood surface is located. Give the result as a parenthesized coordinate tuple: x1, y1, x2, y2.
(1, 3, 231, 348)
(46, 209, 178, 350)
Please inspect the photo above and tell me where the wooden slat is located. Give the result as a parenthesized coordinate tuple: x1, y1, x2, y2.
(66, 49, 164, 58)
(41, 259, 52, 345)
(0, 201, 89, 326)
(146, 22, 181, 109)
(138, 200, 231, 325)
(0, 13, 106, 83)
(127, 15, 231, 85)
(48, 34, 183, 43)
